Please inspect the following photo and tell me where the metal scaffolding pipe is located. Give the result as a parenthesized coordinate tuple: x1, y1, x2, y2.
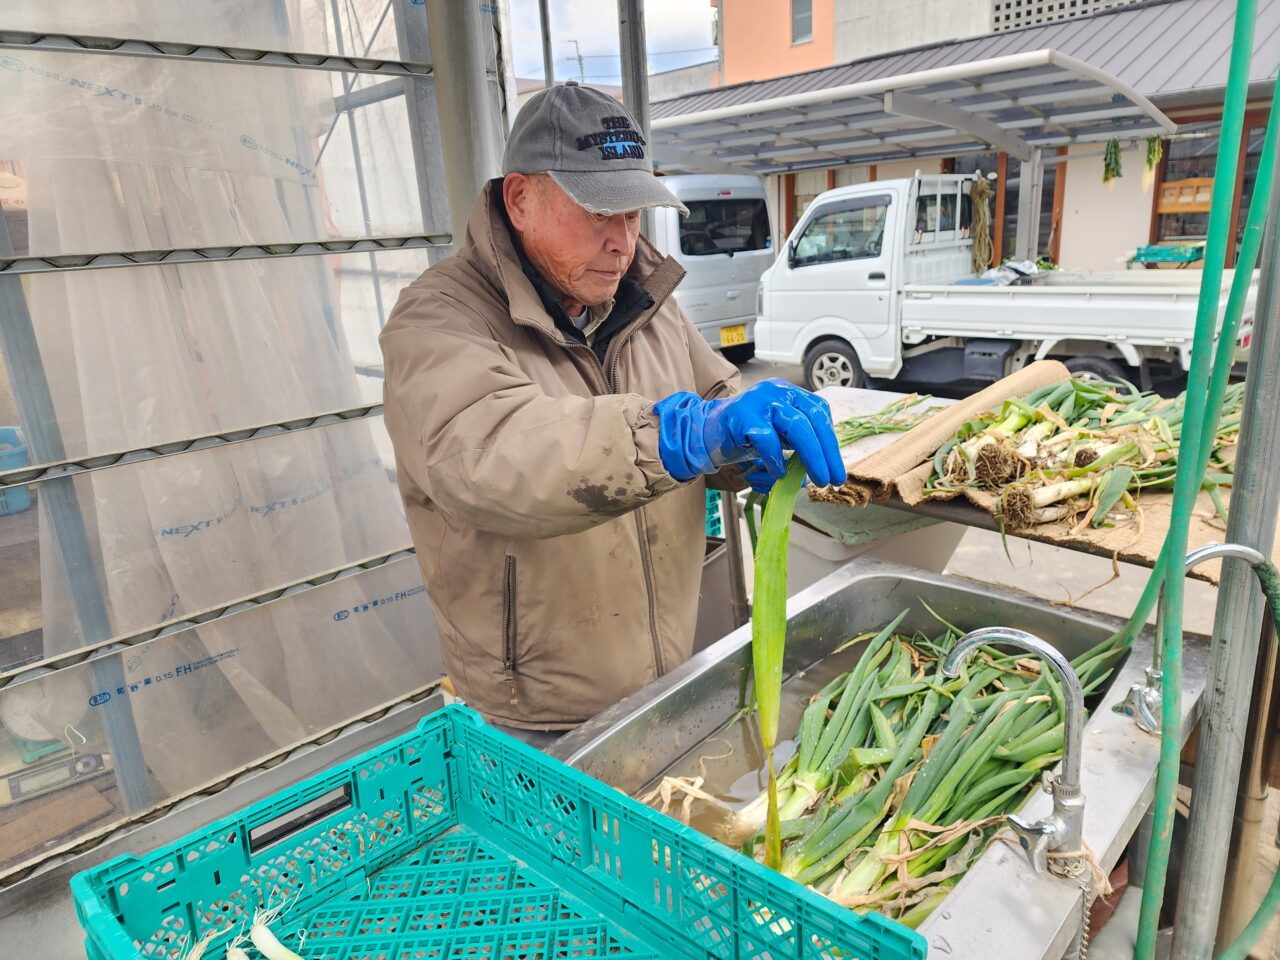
(1171, 139, 1280, 959)
(720, 491, 750, 629)
(617, 0, 654, 237)
(426, 0, 503, 245)
(0, 212, 152, 813)
(537, 0, 555, 88)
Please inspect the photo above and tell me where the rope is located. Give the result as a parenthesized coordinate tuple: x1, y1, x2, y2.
(993, 831, 1111, 960)
(1048, 842, 1110, 960)
(970, 176, 995, 273)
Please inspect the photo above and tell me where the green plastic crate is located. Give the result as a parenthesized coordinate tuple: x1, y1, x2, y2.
(705, 489, 723, 538)
(1132, 243, 1204, 263)
(71, 704, 925, 960)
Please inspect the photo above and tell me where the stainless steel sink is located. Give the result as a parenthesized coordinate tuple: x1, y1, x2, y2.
(552, 557, 1210, 960)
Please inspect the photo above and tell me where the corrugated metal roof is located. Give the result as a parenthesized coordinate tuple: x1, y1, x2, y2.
(650, 50, 1176, 175)
(652, 0, 1280, 120)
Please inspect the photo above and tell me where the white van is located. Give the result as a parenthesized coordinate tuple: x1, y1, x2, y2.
(651, 174, 774, 364)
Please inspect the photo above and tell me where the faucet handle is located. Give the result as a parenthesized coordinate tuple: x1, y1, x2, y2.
(1008, 813, 1056, 873)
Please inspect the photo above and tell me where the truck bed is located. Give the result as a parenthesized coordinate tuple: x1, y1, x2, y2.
(901, 269, 1254, 353)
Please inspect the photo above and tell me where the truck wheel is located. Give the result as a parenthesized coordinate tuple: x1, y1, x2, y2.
(803, 340, 865, 390)
(721, 343, 756, 364)
(1065, 356, 1129, 385)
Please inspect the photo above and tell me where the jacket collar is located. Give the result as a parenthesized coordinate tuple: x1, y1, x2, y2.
(463, 179, 685, 342)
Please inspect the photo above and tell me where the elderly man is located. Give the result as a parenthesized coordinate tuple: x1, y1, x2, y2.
(380, 82, 844, 743)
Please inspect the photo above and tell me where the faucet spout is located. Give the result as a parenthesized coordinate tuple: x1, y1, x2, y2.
(943, 626, 1086, 871)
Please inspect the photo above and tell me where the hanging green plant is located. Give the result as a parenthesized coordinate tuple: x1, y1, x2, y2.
(1103, 137, 1123, 183)
(1146, 135, 1163, 171)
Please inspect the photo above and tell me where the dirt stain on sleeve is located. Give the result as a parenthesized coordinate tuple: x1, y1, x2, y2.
(570, 483, 623, 513)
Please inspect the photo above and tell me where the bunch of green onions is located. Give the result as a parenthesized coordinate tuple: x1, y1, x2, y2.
(730, 606, 1125, 928)
(923, 377, 1244, 531)
(833, 393, 940, 448)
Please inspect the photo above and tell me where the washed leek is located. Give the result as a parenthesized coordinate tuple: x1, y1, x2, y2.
(751, 456, 807, 869)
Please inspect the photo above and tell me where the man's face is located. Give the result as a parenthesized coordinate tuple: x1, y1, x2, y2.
(503, 174, 642, 311)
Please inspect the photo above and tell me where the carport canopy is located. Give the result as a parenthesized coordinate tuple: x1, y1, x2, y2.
(649, 49, 1176, 177)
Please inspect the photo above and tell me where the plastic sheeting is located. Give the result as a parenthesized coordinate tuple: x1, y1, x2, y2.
(0, 0, 481, 877)
(0, 52, 435, 256)
(0, 555, 440, 878)
(0, 249, 430, 465)
(0, 415, 409, 673)
(6, 0, 404, 76)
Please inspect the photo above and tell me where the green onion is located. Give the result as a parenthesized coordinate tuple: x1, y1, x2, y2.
(712, 605, 1122, 926)
(923, 378, 1244, 532)
(751, 456, 807, 870)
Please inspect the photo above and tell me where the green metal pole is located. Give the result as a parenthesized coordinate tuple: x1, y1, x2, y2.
(1135, 1, 1258, 955)
(1170, 79, 1280, 960)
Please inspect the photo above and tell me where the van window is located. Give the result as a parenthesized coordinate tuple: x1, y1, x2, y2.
(793, 195, 891, 266)
(679, 198, 771, 257)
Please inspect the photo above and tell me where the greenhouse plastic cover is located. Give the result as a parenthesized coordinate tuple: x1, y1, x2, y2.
(0, 0, 499, 878)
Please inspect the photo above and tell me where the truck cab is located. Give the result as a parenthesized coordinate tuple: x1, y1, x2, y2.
(649, 174, 774, 364)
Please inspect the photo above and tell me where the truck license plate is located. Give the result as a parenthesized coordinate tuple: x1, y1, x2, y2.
(720, 324, 747, 347)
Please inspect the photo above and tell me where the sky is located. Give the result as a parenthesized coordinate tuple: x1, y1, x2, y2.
(506, 0, 717, 85)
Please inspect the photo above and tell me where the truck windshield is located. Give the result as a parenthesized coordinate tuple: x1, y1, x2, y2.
(679, 198, 771, 256)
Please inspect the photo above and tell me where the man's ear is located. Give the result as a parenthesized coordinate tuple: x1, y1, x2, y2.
(503, 173, 534, 233)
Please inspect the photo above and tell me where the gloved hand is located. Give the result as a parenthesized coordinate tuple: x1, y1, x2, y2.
(742, 460, 790, 496)
(654, 379, 846, 488)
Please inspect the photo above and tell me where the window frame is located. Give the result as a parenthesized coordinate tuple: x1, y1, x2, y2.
(791, 0, 813, 45)
(677, 197, 772, 258)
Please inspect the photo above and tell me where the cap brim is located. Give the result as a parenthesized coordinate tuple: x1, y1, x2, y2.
(548, 169, 690, 217)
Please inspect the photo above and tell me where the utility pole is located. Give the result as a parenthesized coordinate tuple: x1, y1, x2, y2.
(564, 39, 585, 82)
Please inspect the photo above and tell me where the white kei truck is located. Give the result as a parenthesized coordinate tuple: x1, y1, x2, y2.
(754, 173, 1255, 391)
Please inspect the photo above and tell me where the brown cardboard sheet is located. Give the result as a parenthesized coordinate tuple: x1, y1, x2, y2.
(810, 361, 1254, 585)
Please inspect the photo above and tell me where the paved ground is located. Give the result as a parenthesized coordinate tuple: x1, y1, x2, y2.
(737, 356, 805, 388)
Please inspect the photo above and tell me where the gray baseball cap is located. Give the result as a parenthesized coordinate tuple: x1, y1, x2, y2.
(503, 81, 688, 217)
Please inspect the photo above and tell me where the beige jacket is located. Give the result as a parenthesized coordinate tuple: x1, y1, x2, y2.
(380, 182, 740, 728)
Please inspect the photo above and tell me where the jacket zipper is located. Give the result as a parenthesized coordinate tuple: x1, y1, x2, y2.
(631, 508, 666, 676)
(523, 278, 679, 681)
(502, 554, 518, 704)
(604, 296, 674, 679)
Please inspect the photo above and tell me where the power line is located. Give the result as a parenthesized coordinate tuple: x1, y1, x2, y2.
(573, 46, 717, 59)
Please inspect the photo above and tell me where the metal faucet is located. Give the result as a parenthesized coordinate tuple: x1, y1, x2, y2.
(943, 627, 1085, 873)
(1115, 542, 1267, 735)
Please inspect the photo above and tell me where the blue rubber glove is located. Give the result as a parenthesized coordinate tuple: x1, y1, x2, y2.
(654, 379, 846, 488)
(743, 460, 794, 496)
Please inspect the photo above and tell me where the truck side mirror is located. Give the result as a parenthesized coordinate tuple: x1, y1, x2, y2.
(788, 240, 798, 269)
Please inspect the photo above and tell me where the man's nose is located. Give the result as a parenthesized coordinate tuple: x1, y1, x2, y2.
(602, 214, 633, 255)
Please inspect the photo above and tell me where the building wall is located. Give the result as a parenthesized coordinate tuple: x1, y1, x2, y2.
(1058, 142, 1155, 271)
(874, 158, 944, 180)
(650, 61, 718, 102)
(835, 0, 992, 63)
(722, 0, 836, 85)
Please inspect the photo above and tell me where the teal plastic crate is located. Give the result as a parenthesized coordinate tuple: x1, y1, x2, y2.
(1132, 243, 1204, 263)
(71, 705, 925, 960)
(0, 426, 32, 517)
(705, 489, 723, 538)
